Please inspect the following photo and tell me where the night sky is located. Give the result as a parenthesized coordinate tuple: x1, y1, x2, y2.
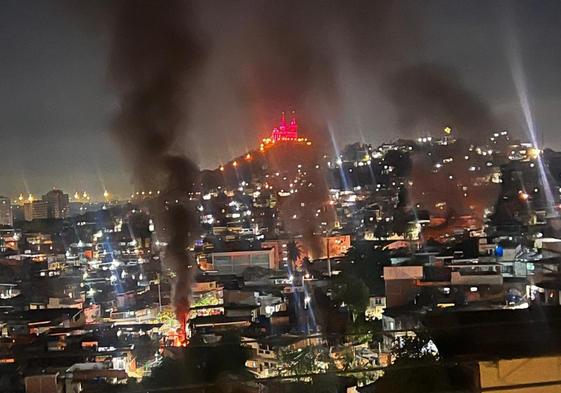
(1, 1, 561, 200)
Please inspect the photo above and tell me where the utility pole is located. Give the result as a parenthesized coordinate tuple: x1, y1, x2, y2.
(157, 272, 162, 311)
(327, 237, 332, 277)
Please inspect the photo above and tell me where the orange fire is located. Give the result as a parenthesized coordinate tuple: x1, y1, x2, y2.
(175, 308, 189, 347)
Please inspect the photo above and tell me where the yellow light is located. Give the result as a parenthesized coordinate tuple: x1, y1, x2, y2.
(245, 153, 251, 160)
(219, 165, 225, 172)
(444, 126, 452, 135)
(74, 192, 80, 200)
(527, 148, 540, 160)
(233, 161, 238, 167)
(103, 190, 109, 199)
(28, 194, 34, 203)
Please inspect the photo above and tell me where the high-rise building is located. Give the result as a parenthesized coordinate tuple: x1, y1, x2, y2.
(0, 196, 13, 227)
(43, 189, 69, 219)
(23, 200, 49, 221)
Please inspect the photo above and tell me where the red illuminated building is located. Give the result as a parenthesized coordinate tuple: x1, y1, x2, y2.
(220, 111, 312, 171)
(259, 111, 310, 152)
(271, 111, 298, 141)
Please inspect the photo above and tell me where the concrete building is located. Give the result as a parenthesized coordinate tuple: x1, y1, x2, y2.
(262, 235, 351, 269)
(366, 296, 386, 320)
(383, 265, 424, 307)
(0, 228, 20, 251)
(22, 190, 70, 221)
(207, 249, 277, 275)
(43, 189, 69, 219)
(0, 196, 13, 226)
(243, 334, 324, 378)
(23, 200, 49, 221)
(479, 355, 561, 393)
(191, 280, 224, 312)
(384, 261, 504, 308)
(426, 307, 561, 393)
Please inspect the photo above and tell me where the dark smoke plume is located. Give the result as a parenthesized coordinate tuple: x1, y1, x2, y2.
(105, 0, 502, 259)
(192, 0, 416, 162)
(107, 0, 409, 277)
(194, 0, 411, 255)
(273, 145, 336, 259)
(386, 64, 500, 231)
(386, 64, 498, 140)
(110, 0, 204, 326)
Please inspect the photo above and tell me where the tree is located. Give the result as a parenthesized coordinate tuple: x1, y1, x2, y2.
(286, 240, 302, 273)
(391, 334, 437, 361)
(374, 220, 390, 239)
(366, 333, 476, 393)
(141, 335, 250, 389)
(384, 150, 412, 178)
(332, 273, 369, 321)
(341, 243, 390, 294)
(392, 208, 413, 237)
(278, 345, 335, 377)
(346, 314, 382, 344)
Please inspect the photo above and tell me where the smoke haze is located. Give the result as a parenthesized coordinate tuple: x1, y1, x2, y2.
(386, 64, 498, 140)
(188, 0, 418, 159)
(109, 1, 500, 257)
(107, 0, 498, 167)
(110, 0, 204, 323)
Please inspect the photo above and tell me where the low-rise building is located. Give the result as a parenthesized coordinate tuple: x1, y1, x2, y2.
(206, 249, 277, 275)
(243, 334, 324, 378)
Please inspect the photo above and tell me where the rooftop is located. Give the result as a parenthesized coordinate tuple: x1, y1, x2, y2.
(424, 306, 561, 361)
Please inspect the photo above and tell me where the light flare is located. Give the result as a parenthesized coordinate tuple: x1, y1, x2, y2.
(506, 20, 556, 213)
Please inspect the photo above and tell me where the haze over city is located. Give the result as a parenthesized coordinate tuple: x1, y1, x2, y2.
(2, 1, 561, 199)
(4, 2, 561, 393)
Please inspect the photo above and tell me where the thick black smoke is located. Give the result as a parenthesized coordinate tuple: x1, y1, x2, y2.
(110, 0, 204, 322)
(386, 64, 498, 140)
(385, 64, 500, 230)
(107, 1, 501, 257)
(191, 1, 414, 254)
(191, 0, 415, 155)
